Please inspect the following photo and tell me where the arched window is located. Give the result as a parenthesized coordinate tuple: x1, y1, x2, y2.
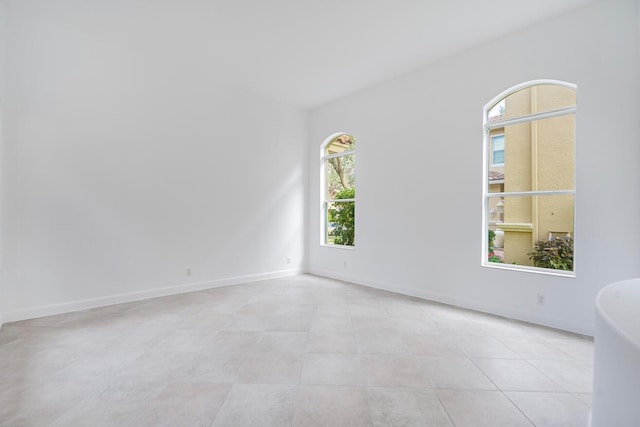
(483, 80, 576, 275)
(321, 133, 355, 246)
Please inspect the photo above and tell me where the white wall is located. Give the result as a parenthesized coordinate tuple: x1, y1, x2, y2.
(308, 0, 640, 335)
(0, 4, 308, 321)
(0, 0, 6, 327)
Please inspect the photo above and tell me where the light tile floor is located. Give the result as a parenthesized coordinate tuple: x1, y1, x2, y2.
(0, 275, 594, 426)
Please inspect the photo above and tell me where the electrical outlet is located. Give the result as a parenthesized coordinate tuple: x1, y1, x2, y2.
(286, 257, 291, 265)
(343, 260, 348, 268)
(536, 293, 546, 306)
(186, 268, 192, 277)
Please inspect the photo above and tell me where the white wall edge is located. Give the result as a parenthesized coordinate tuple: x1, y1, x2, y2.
(310, 268, 592, 337)
(2, 268, 304, 323)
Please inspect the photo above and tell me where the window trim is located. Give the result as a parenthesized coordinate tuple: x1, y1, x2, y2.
(320, 132, 356, 248)
(482, 79, 577, 277)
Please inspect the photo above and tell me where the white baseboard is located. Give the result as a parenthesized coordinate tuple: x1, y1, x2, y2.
(2, 268, 304, 323)
(310, 268, 593, 336)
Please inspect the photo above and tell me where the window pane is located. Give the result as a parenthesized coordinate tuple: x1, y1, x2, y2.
(488, 99, 505, 120)
(325, 134, 355, 156)
(326, 154, 355, 199)
(488, 84, 576, 123)
(487, 194, 574, 270)
(488, 115, 574, 193)
(326, 201, 355, 246)
(491, 134, 505, 165)
(492, 135, 505, 151)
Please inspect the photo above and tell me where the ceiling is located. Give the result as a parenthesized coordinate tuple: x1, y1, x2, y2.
(11, 0, 597, 109)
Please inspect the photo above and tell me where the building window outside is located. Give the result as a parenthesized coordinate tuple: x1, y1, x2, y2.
(322, 134, 355, 246)
(491, 134, 505, 166)
(483, 81, 576, 275)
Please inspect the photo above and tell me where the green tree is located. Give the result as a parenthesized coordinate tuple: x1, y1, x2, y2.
(328, 187, 355, 246)
(326, 136, 355, 197)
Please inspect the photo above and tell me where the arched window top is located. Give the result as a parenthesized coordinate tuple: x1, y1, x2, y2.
(485, 80, 577, 125)
(323, 133, 356, 156)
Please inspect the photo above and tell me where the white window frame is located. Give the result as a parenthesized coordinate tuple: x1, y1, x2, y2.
(320, 132, 356, 248)
(482, 79, 576, 277)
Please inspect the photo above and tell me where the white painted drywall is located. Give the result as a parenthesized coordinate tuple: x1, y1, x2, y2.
(0, 0, 6, 328)
(0, 0, 597, 110)
(308, 0, 640, 335)
(0, 4, 308, 320)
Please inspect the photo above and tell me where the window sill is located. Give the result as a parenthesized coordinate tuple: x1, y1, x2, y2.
(483, 261, 575, 278)
(321, 244, 355, 250)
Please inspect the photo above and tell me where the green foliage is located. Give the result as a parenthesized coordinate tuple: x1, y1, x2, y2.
(488, 252, 503, 263)
(488, 230, 496, 252)
(528, 238, 574, 271)
(328, 187, 355, 246)
(487, 230, 502, 262)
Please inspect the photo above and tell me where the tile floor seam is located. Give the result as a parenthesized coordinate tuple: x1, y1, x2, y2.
(467, 356, 504, 392)
(492, 336, 525, 359)
(433, 388, 469, 427)
(522, 358, 568, 392)
(500, 389, 537, 426)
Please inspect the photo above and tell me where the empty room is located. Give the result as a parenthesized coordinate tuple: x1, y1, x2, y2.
(1, 0, 639, 425)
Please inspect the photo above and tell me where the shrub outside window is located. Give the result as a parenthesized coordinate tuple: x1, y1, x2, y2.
(483, 81, 576, 276)
(321, 134, 355, 247)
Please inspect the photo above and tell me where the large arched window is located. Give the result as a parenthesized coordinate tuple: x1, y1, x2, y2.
(483, 80, 576, 275)
(321, 133, 355, 246)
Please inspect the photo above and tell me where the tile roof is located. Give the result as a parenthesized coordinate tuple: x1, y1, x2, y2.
(489, 171, 504, 181)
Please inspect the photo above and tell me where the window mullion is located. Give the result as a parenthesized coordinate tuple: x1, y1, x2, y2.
(327, 198, 356, 203)
(485, 105, 576, 130)
(488, 190, 575, 197)
(323, 150, 355, 160)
